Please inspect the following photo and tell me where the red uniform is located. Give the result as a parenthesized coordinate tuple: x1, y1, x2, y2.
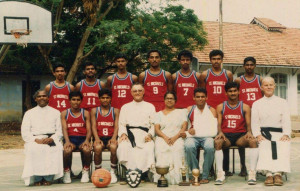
(96, 107, 115, 137)
(174, 71, 198, 108)
(221, 101, 246, 133)
(48, 81, 71, 112)
(80, 79, 102, 111)
(143, 69, 168, 111)
(205, 69, 229, 109)
(239, 75, 262, 107)
(110, 73, 133, 109)
(66, 108, 87, 136)
(188, 105, 196, 129)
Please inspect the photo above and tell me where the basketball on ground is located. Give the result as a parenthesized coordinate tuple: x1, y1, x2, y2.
(91, 169, 111, 188)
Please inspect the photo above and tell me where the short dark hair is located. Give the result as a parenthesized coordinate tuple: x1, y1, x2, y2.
(83, 61, 96, 70)
(177, 50, 193, 60)
(194, 88, 207, 96)
(225, 82, 240, 92)
(69, 91, 83, 100)
(243, 57, 256, 65)
(53, 62, 66, 72)
(209, 49, 224, 59)
(98, 88, 112, 98)
(164, 91, 177, 102)
(147, 49, 162, 59)
(114, 53, 128, 62)
(33, 89, 48, 99)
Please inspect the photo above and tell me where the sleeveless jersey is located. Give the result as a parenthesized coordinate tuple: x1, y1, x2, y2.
(239, 75, 262, 107)
(221, 101, 246, 133)
(205, 69, 229, 109)
(143, 69, 168, 111)
(96, 107, 115, 137)
(188, 105, 197, 129)
(111, 73, 134, 109)
(174, 71, 198, 108)
(66, 108, 87, 136)
(80, 79, 102, 111)
(48, 81, 71, 112)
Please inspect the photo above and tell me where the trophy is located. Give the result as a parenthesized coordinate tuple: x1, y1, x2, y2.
(192, 169, 200, 186)
(151, 164, 174, 187)
(179, 158, 190, 186)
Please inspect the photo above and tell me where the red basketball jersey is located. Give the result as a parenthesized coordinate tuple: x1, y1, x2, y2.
(174, 71, 198, 108)
(143, 69, 168, 111)
(66, 108, 87, 136)
(188, 105, 196, 129)
(239, 75, 262, 107)
(48, 81, 71, 112)
(96, 107, 115, 137)
(80, 79, 102, 111)
(111, 73, 133, 109)
(205, 69, 229, 109)
(221, 101, 246, 133)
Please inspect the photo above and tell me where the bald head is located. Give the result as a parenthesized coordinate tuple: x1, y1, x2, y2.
(261, 77, 276, 97)
(262, 77, 275, 86)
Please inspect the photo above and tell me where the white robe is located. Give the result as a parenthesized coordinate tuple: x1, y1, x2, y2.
(251, 95, 291, 172)
(154, 109, 187, 185)
(117, 100, 156, 172)
(21, 105, 63, 185)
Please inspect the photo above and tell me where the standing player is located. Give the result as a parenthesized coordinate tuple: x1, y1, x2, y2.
(91, 89, 119, 183)
(76, 61, 105, 111)
(235, 57, 263, 107)
(139, 50, 173, 112)
(214, 82, 258, 185)
(45, 62, 74, 112)
(61, 91, 92, 184)
(106, 53, 138, 109)
(173, 50, 200, 108)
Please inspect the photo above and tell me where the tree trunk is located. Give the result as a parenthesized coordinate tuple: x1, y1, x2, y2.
(24, 75, 32, 111)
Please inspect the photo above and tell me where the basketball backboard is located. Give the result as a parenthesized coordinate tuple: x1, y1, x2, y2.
(0, 0, 53, 46)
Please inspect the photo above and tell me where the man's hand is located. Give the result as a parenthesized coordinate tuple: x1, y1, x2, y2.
(94, 139, 104, 147)
(180, 132, 187, 139)
(169, 136, 178, 145)
(35, 138, 44, 144)
(215, 132, 225, 140)
(108, 137, 118, 145)
(64, 141, 75, 151)
(118, 134, 128, 143)
(80, 140, 91, 150)
(279, 135, 290, 142)
(256, 135, 266, 143)
(188, 128, 195, 135)
(42, 138, 54, 144)
(163, 136, 170, 144)
(245, 132, 254, 140)
(145, 134, 152, 142)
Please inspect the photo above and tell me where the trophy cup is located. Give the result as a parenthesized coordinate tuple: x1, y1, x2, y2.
(151, 164, 174, 187)
(179, 158, 190, 186)
(192, 169, 200, 186)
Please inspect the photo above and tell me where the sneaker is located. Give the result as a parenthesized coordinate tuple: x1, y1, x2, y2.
(63, 171, 71, 184)
(247, 170, 256, 185)
(110, 169, 118, 184)
(215, 171, 225, 185)
(81, 169, 90, 183)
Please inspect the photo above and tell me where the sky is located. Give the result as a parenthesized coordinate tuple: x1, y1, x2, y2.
(145, 0, 300, 28)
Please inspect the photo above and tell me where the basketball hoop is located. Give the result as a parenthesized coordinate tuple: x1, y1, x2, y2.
(10, 29, 32, 48)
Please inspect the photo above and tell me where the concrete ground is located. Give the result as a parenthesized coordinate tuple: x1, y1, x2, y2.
(1, 139, 300, 191)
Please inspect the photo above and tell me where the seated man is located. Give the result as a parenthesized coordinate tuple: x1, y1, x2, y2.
(21, 90, 63, 186)
(214, 82, 258, 185)
(252, 77, 291, 186)
(61, 91, 92, 183)
(183, 88, 217, 184)
(91, 89, 119, 183)
(117, 83, 156, 187)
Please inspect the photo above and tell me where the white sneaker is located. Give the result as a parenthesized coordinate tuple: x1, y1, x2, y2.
(110, 169, 118, 184)
(215, 171, 225, 185)
(63, 171, 71, 184)
(248, 170, 257, 185)
(81, 169, 90, 183)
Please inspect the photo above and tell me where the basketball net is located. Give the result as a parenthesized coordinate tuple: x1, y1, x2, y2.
(11, 29, 32, 48)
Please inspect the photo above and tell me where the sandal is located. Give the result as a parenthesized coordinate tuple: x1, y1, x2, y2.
(33, 181, 42, 186)
(42, 180, 52, 186)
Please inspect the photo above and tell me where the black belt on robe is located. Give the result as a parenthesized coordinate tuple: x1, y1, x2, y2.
(260, 127, 283, 160)
(126, 125, 149, 148)
(33, 133, 56, 147)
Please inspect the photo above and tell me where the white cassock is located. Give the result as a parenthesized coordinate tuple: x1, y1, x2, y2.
(117, 100, 156, 172)
(154, 109, 187, 185)
(252, 95, 291, 173)
(21, 105, 63, 185)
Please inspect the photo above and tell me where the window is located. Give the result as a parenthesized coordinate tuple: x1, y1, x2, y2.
(271, 73, 287, 99)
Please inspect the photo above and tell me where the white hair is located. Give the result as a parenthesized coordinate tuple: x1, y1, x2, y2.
(262, 76, 275, 85)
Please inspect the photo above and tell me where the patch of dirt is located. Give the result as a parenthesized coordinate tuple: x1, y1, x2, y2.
(0, 122, 24, 150)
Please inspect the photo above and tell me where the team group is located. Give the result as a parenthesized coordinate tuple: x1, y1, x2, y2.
(21, 49, 291, 187)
